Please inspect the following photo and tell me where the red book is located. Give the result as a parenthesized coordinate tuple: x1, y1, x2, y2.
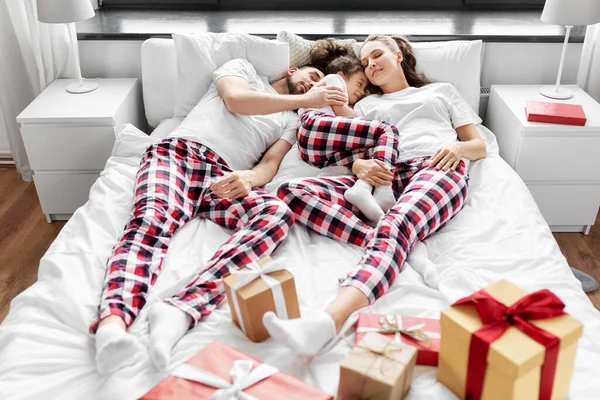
(525, 100, 587, 126)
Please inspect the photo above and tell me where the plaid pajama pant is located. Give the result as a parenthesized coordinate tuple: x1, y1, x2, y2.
(89, 138, 294, 333)
(277, 157, 469, 303)
(297, 111, 400, 171)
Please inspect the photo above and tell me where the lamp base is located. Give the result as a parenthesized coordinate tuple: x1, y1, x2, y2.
(66, 80, 98, 94)
(540, 85, 573, 100)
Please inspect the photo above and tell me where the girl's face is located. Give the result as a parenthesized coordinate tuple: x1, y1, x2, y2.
(340, 70, 368, 105)
(360, 41, 403, 87)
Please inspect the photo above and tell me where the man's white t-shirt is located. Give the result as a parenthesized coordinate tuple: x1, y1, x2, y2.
(167, 58, 298, 171)
(298, 74, 347, 116)
(354, 82, 481, 163)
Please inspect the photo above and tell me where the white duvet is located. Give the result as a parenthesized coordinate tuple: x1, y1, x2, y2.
(0, 122, 599, 400)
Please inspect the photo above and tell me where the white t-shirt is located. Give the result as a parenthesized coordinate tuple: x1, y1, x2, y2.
(354, 82, 482, 163)
(298, 74, 347, 116)
(167, 58, 298, 171)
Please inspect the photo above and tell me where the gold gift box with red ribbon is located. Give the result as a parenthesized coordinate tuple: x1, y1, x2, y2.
(438, 279, 583, 400)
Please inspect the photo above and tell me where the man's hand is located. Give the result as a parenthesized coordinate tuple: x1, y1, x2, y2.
(303, 82, 347, 108)
(210, 171, 256, 199)
(352, 159, 394, 187)
(429, 142, 463, 171)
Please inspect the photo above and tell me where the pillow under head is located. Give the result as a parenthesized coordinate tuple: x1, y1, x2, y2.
(277, 31, 358, 68)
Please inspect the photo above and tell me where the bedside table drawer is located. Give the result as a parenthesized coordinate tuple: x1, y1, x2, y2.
(516, 136, 600, 182)
(527, 184, 600, 226)
(33, 172, 100, 215)
(22, 126, 115, 171)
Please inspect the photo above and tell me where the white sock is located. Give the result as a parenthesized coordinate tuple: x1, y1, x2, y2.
(95, 323, 144, 375)
(373, 185, 396, 213)
(407, 242, 440, 289)
(262, 311, 336, 356)
(148, 302, 192, 371)
(345, 180, 384, 222)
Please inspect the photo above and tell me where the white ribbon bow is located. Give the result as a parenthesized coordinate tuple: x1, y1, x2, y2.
(171, 359, 278, 400)
(229, 258, 289, 334)
(356, 315, 440, 343)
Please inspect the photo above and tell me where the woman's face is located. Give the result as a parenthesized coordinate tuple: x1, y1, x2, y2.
(342, 70, 368, 105)
(360, 41, 402, 87)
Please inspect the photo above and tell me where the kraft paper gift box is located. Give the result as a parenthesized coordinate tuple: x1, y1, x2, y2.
(223, 256, 300, 342)
(355, 313, 441, 366)
(141, 340, 334, 399)
(337, 332, 417, 400)
(438, 279, 583, 400)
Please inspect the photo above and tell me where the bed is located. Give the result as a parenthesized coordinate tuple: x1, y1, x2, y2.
(1, 37, 599, 400)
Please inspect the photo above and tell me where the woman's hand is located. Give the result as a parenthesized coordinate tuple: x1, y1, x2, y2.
(303, 81, 347, 108)
(352, 159, 394, 187)
(210, 171, 256, 199)
(429, 142, 463, 171)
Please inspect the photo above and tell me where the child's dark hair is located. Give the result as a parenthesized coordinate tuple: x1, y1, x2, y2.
(310, 38, 363, 77)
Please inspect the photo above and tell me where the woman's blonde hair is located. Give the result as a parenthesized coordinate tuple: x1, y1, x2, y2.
(363, 34, 432, 88)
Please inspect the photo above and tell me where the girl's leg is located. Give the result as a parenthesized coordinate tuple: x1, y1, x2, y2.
(91, 138, 220, 374)
(265, 159, 469, 355)
(147, 189, 294, 369)
(297, 112, 401, 221)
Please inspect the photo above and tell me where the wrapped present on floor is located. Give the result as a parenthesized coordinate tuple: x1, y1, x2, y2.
(356, 313, 441, 366)
(141, 340, 334, 399)
(438, 279, 583, 400)
(337, 332, 417, 400)
(223, 256, 300, 342)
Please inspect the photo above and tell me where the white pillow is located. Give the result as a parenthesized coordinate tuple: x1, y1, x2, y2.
(173, 33, 290, 117)
(277, 31, 357, 68)
(353, 40, 482, 112)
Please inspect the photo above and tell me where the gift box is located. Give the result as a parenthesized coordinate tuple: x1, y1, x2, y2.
(355, 313, 440, 366)
(141, 340, 333, 399)
(337, 332, 417, 400)
(438, 279, 583, 400)
(223, 256, 300, 342)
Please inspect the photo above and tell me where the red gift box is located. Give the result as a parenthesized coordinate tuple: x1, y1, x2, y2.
(141, 340, 333, 400)
(355, 313, 440, 366)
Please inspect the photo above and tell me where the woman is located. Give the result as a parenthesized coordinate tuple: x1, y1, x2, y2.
(263, 34, 486, 356)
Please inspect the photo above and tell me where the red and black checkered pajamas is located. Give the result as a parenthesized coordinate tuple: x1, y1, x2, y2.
(89, 137, 294, 333)
(277, 157, 469, 303)
(297, 110, 400, 172)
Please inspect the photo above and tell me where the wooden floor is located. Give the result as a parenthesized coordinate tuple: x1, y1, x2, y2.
(0, 166, 599, 324)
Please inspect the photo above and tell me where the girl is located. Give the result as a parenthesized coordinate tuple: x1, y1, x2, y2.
(295, 39, 401, 222)
(266, 34, 486, 356)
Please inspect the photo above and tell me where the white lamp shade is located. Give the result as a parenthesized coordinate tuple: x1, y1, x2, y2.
(541, 0, 600, 26)
(37, 0, 95, 24)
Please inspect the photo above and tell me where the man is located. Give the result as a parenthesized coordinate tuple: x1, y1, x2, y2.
(90, 58, 347, 375)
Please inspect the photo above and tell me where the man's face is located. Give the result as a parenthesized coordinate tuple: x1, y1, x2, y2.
(286, 66, 324, 95)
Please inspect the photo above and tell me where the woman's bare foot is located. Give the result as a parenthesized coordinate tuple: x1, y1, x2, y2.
(94, 315, 144, 375)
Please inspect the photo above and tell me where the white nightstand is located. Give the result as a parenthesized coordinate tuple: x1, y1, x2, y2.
(485, 85, 600, 235)
(17, 78, 143, 222)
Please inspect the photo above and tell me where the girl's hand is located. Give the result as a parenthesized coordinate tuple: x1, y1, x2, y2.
(429, 142, 463, 171)
(352, 159, 394, 187)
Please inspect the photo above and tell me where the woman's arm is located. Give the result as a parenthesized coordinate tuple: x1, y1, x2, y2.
(210, 139, 292, 198)
(429, 123, 486, 171)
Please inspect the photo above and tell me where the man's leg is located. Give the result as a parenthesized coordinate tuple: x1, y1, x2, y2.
(146, 189, 295, 369)
(265, 160, 470, 355)
(90, 138, 220, 374)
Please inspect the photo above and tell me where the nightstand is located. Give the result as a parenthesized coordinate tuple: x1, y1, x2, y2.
(17, 78, 143, 222)
(485, 85, 600, 235)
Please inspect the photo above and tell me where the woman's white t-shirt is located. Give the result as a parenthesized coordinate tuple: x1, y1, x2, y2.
(354, 82, 481, 163)
(298, 74, 347, 116)
(167, 58, 298, 171)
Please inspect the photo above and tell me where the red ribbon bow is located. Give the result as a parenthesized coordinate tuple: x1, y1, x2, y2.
(453, 288, 566, 400)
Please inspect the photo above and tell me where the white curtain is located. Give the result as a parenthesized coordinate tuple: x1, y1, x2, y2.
(577, 22, 600, 102)
(0, 0, 74, 181)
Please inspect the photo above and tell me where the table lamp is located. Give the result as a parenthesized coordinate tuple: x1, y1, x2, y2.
(36, 0, 97, 94)
(540, 0, 600, 99)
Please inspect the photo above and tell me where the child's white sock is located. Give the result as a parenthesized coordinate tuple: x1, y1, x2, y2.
(95, 323, 144, 375)
(407, 242, 440, 289)
(148, 303, 192, 371)
(262, 311, 336, 356)
(344, 180, 384, 222)
(373, 185, 396, 213)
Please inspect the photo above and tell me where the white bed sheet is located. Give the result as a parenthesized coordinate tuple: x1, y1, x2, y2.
(1, 119, 599, 400)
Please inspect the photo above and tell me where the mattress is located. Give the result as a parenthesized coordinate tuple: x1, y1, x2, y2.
(0, 119, 599, 400)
